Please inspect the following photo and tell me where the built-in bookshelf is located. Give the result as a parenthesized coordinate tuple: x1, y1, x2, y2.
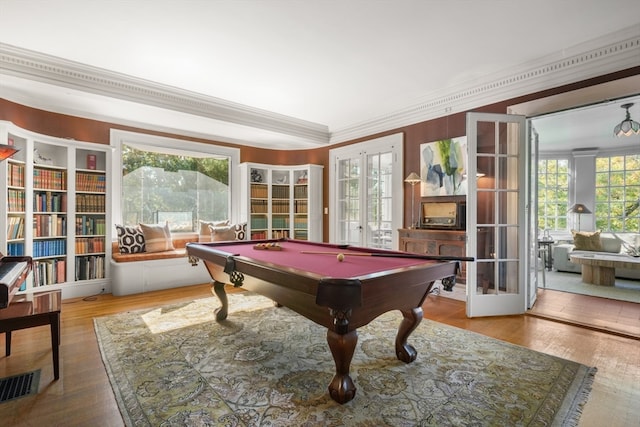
(0, 121, 111, 298)
(6, 136, 26, 260)
(240, 163, 323, 241)
(74, 148, 107, 281)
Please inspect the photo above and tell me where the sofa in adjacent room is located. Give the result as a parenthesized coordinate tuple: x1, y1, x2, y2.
(553, 231, 640, 280)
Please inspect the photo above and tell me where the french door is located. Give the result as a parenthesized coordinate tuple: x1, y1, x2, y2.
(466, 112, 529, 317)
(329, 133, 403, 249)
(528, 125, 541, 308)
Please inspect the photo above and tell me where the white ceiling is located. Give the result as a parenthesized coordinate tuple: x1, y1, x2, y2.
(1, 0, 639, 149)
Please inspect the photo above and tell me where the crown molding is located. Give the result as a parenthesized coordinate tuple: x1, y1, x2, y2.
(330, 26, 640, 144)
(1, 25, 639, 148)
(0, 43, 330, 145)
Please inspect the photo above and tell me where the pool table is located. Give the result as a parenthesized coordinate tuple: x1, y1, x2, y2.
(186, 238, 464, 404)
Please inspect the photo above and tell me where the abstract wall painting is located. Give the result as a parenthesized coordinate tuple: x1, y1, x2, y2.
(420, 137, 468, 196)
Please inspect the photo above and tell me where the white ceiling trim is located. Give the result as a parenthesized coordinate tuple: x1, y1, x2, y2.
(330, 26, 640, 143)
(1, 26, 639, 147)
(0, 43, 329, 145)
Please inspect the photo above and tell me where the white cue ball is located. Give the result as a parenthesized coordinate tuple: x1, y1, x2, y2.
(337, 253, 345, 262)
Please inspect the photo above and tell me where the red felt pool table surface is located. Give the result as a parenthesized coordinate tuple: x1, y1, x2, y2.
(212, 239, 437, 278)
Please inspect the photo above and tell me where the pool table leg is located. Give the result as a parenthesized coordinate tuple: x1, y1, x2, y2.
(395, 307, 423, 363)
(326, 329, 358, 404)
(211, 280, 229, 321)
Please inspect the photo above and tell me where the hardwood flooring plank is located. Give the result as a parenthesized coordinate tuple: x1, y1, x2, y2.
(0, 283, 638, 427)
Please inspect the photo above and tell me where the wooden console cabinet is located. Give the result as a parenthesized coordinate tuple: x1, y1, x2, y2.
(398, 228, 469, 284)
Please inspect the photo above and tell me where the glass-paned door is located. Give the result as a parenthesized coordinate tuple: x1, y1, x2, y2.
(330, 133, 403, 248)
(466, 112, 528, 317)
(336, 157, 362, 246)
(528, 124, 540, 308)
(366, 151, 394, 249)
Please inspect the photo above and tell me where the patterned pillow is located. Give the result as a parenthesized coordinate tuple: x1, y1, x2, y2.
(234, 222, 247, 240)
(209, 223, 248, 241)
(116, 224, 145, 254)
(139, 222, 175, 253)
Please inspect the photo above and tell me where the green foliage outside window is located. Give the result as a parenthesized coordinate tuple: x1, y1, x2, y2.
(595, 154, 640, 233)
(121, 145, 230, 231)
(537, 158, 569, 231)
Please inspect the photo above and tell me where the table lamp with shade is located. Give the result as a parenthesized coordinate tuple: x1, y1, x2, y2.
(569, 203, 591, 231)
(404, 172, 421, 229)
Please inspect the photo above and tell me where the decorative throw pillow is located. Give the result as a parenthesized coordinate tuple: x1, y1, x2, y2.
(116, 224, 145, 254)
(209, 224, 237, 241)
(572, 230, 603, 251)
(234, 222, 247, 240)
(198, 220, 230, 242)
(139, 222, 174, 253)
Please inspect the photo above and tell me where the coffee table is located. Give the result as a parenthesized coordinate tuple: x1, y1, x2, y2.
(569, 253, 640, 286)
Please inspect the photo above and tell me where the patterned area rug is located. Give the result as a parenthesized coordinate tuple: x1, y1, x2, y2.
(94, 293, 596, 426)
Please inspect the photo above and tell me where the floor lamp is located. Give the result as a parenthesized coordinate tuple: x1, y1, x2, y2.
(404, 172, 421, 228)
(569, 203, 591, 231)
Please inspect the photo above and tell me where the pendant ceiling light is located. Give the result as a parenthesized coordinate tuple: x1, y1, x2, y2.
(613, 103, 640, 137)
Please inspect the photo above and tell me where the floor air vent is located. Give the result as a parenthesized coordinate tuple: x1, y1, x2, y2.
(0, 370, 40, 403)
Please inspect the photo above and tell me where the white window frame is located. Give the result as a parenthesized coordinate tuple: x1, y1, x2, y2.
(328, 133, 404, 247)
(110, 130, 241, 234)
(537, 156, 571, 231)
(595, 151, 640, 233)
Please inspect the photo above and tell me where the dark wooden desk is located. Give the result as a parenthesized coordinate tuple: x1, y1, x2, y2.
(0, 290, 62, 380)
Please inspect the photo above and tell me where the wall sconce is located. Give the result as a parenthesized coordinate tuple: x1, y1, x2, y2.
(569, 203, 591, 231)
(0, 144, 19, 161)
(404, 172, 421, 228)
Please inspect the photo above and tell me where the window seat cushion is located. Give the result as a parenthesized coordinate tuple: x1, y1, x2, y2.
(111, 236, 197, 263)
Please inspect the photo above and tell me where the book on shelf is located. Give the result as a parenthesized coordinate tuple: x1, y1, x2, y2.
(86, 154, 96, 170)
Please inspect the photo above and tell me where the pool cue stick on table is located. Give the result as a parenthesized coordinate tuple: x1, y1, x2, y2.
(300, 251, 474, 262)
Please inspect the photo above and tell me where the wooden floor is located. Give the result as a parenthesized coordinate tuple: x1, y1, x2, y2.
(529, 288, 640, 339)
(1, 284, 639, 427)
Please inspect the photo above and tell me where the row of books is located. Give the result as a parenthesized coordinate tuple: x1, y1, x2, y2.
(251, 200, 269, 213)
(34, 191, 67, 213)
(271, 216, 290, 228)
(33, 168, 67, 190)
(75, 216, 106, 235)
(75, 255, 105, 281)
(7, 216, 25, 240)
(250, 217, 268, 229)
(293, 186, 308, 198)
(250, 184, 268, 198)
(8, 162, 25, 187)
(271, 200, 290, 213)
(250, 231, 268, 239)
(75, 194, 106, 212)
(7, 189, 25, 211)
(76, 172, 106, 192)
(34, 214, 67, 237)
(33, 258, 66, 286)
(294, 230, 308, 240)
(75, 236, 105, 254)
(271, 185, 290, 199)
(293, 218, 308, 229)
(294, 200, 308, 213)
(33, 238, 67, 258)
(7, 241, 25, 255)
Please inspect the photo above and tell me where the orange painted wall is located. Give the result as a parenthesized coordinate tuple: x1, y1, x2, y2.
(2, 66, 639, 242)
